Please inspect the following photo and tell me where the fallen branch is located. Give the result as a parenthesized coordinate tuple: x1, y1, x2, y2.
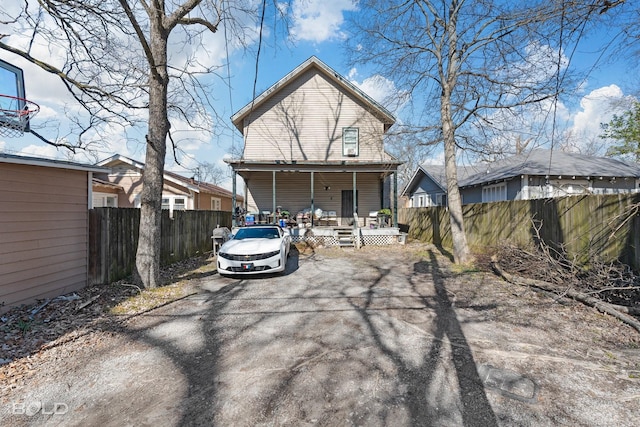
(491, 256, 640, 334)
(75, 294, 101, 312)
(117, 283, 142, 293)
(607, 303, 640, 316)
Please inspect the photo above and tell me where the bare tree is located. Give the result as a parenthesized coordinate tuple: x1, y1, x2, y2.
(347, 0, 604, 264)
(193, 161, 228, 185)
(384, 125, 439, 189)
(0, 1, 265, 288)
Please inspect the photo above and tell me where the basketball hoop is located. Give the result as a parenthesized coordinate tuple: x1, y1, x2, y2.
(0, 94, 40, 138)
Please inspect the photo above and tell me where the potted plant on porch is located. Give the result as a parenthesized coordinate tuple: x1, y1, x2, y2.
(378, 208, 391, 227)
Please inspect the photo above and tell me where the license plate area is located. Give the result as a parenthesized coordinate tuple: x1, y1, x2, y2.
(241, 263, 254, 271)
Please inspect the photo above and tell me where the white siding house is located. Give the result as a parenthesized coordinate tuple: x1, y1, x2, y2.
(226, 56, 403, 228)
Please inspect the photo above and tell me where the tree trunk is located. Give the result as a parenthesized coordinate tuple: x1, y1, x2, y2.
(441, 4, 471, 265)
(442, 99, 470, 264)
(134, 12, 169, 288)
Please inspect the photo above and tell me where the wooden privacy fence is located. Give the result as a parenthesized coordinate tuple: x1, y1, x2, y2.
(89, 208, 232, 285)
(399, 193, 640, 270)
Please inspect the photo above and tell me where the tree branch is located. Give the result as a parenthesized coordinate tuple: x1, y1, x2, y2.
(491, 255, 640, 333)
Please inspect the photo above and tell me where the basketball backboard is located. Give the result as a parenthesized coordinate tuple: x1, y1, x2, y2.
(0, 57, 37, 135)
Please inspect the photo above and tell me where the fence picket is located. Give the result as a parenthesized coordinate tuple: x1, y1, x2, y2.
(89, 208, 231, 285)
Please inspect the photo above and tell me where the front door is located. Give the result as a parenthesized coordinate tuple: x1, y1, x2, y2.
(341, 190, 358, 226)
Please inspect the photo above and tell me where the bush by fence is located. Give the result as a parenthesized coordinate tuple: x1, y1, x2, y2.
(399, 193, 640, 270)
(89, 208, 231, 285)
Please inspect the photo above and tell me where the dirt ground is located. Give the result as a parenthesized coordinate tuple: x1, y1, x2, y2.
(1, 242, 639, 426)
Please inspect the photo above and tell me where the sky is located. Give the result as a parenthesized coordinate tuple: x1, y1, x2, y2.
(0, 0, 637, 190)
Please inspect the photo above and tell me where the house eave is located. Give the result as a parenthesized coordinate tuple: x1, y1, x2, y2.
(225, 158, 402, 173)
(230, 56, 396, 133)
(1, 153, 108, 173)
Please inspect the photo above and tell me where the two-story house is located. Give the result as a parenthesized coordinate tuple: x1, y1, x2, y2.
(225, 56, 403, 234)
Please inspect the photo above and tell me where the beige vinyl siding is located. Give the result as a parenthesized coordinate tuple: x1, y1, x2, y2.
(243, 70, 387, 162)
(244, 171, 381, 218)
(0, 163, 89, 312)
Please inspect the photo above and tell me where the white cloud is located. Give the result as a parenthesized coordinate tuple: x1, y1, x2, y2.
(476, 85, 636, 156)
(16, 143, 62, 159)
(290, 0, 357, 43)
(348, 68, 409, 114)
(569, 85, 631, 139)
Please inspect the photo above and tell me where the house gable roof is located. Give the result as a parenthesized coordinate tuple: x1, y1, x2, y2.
(401, 164, 474, 197)
(230, 56, 396, 134)
(96, 154, 242, 201)
(401, 165, 445, 197)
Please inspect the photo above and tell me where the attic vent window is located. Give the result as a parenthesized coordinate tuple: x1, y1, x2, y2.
(342, 127, 359, 157)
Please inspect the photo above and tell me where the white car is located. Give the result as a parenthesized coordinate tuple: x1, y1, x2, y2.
(217, 225, 291, 276)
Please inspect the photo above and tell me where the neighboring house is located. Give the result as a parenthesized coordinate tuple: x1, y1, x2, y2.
(95, 154, 242, 215)
(92, 177, 122, 207)
(0, 153, 108, 313)
(402, 149, 640, 206)
(226, 56, 403, 227)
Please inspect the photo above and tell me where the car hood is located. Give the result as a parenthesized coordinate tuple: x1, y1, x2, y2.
(220, 238, 282, 255)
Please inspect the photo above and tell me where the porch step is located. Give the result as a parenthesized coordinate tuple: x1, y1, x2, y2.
(336, 228, 355, 247)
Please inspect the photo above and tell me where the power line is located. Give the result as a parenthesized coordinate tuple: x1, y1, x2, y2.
(223, 0, 235, 154)
(243, 0, 267, 147)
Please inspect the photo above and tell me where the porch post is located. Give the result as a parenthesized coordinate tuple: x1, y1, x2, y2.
(310, 171, 315, 227)
(272, 170, 276, 224)
(393, 171, 398, 228)
(244, 180, 248, 212)
(353, 171, 357, 216)
(232, 170, 237, 227)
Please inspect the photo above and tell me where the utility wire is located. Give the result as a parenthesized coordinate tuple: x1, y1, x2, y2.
(547, 3, 567, 180)
(243, 0, 267, 146)
(547, 2, 590, 180)
(223, 0, 235, 155)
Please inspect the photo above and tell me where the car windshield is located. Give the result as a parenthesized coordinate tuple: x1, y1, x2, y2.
(233, 227, 281, 240)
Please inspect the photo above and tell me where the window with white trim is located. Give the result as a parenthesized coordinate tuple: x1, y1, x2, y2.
(161, 197, 171, 210)
(342, 127, 359, 157)
(211, 197, 221, 211)
(482, 183, 507, 203)
(161, 196, 187, 216)
(173, 198, 186, 211)
(418, 195, 425, 207)
(436, 193, 447, 207)
(92, 193, 117, 208)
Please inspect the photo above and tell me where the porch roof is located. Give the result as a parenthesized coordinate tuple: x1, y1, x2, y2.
(225, 158, 403, 174)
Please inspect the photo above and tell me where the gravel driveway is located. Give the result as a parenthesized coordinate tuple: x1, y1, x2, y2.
(1, 244, 639, 426)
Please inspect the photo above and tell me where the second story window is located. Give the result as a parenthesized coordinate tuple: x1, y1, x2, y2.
(343, 127, 359, 157)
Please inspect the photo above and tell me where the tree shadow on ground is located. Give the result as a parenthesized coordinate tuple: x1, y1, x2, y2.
(348, 249, 497, 426)
(104, 250, 304, 426)
(68, 247, 497, 425)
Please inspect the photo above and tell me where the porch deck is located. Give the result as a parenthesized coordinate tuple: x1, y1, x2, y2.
(288, 225, 407, 247)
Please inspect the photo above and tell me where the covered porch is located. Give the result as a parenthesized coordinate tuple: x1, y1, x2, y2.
(226, 159, 402, 229)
